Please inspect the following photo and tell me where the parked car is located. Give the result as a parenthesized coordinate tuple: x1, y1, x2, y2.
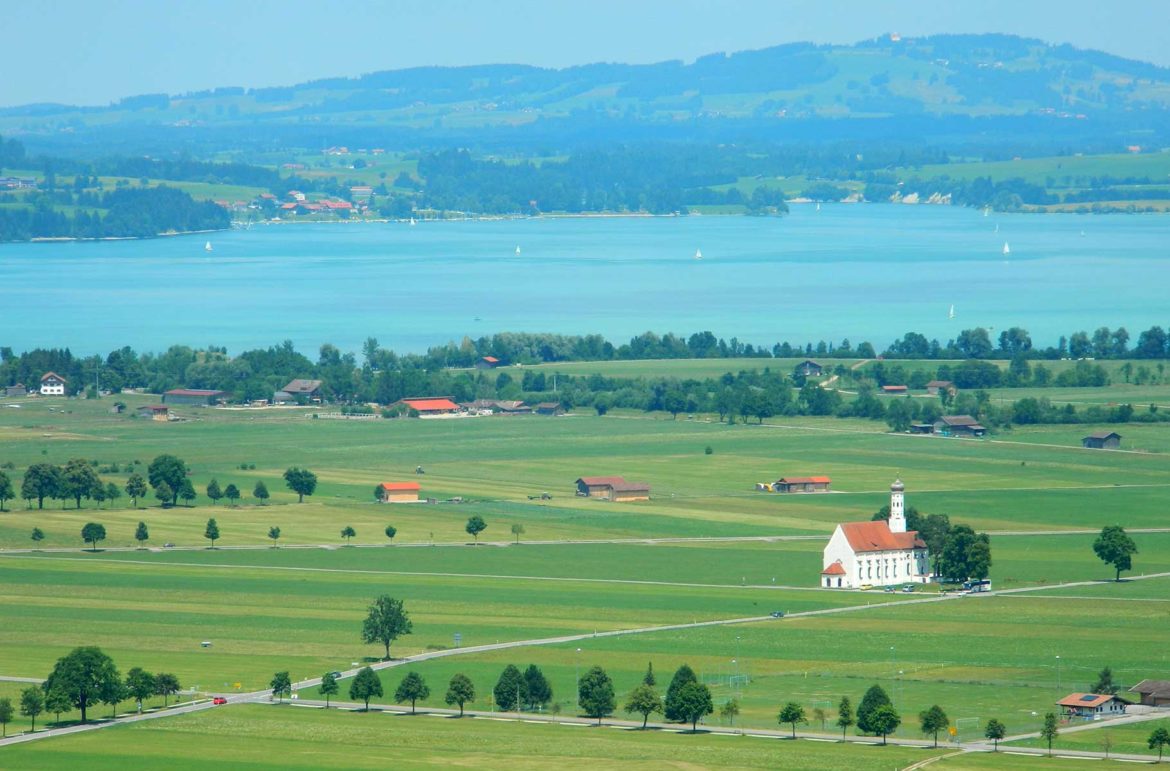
(901, 585, 916, 593)
(212, 697, 227, 705)
(769, 610, 785, 618)
(328, 671, 342, 679)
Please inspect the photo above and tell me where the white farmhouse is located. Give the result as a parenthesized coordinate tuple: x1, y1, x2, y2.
(821, 479, 930, 588)
(39, 371, 67, 396)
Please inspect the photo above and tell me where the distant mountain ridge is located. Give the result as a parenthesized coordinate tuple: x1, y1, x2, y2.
(4, 33, 1169, 152)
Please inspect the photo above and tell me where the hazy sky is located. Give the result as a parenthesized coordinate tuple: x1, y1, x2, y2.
(4, 0, 1169, 107)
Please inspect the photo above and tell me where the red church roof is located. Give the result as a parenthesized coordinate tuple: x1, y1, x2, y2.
(839, 521, 924, 553)
(821, 561, 847, 576)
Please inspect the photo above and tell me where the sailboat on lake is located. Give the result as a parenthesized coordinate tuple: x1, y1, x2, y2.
(948, 304, 955, 320)
(204, 241, 213, 253)
(515, 246, 521, 256)
(1002, 242, 1010, 256)
(694, 248, 702, 260)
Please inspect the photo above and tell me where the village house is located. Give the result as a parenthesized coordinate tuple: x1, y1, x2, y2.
(392, 397, 461, 417)
(4, 383, 27, 398)
(933, 414, 986, 437)
(881, 385, 908, 394)
(137, 405, 170, 422)
(377, 482, 421, 503)
(575, 476, 651, 502)
(925, 380, 956, 396)
(796, 359, 823, 377)
(1056, 693, 1128, 719)
(162, 388, 225, 406)
(774, 476, 831, 493)
(1082, 430, 1122, 450)
(475, 356, 501, 369)
(535, 402, 564, 416)
(1130, 680, 1170, 707)
(281, 379, 324, 403)
(821, 479, 929, 589)
(39, 372, 67, 396)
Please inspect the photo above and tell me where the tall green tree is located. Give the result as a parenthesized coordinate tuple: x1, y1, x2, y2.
(224, 483, 240, 506)
(938, 525, 992, 583)
(19, 686, 44, 731)
(511, 523, 525, 543)
(578, 665, 615, 725)
(0, 470, 13, 511)
(60, 458, 102, 509)
(444, 673, 475, 716)
(643, 662, 656, 687)
(104, 482, 121, 508)
(384, 524, 397, 542)
(348, 667, 382, 710)
(205, 479, 223, 505)
(361, 595, 413, 659)
(268, 526, 281, 547)
(99, 674, 127, 718)
(253, 480, 270, 504)
(154, 672, 180, 707)
(318, 671, 339, 708)
(125, 668, 155, 712)
(664, 664, 698, 722)
(1091, 666, 1119, 695)
(1093, 525, 1138, 581)
(341, 525, 356, 544)
(147, 454, 187, 506)
(985, 718, 1007, 750)
(283, 467, 317, 503)
(674, 682, 714, 732)
(720, 698, 741, 726)
(0, 698, 12, 737)
(919, 704, 949, 747)
(270, 671, 292, 703)
(624, 684, 662, 728)
(870, 704, 901, 745)
(134, 521, 149, 547)
(523, 664, 552, 711)
(178, 478, 196, 506)
(857, 684, 893, 734)
(779, 701, 807, 738)
(465, 515, 487, 543)
(81, 522, 106, 551)
(45, 687, 72, 724)
(153, 481, 173, 507)
(394, 672, 430, 714)
(1149, 726, 1170, 762)
(22, 463, 61, 509)
(204, 518, 220, 547)
(837, 695, 855, 739)
(43, 646, 120, 723)
(1040, 712, 1059, 755)
(125, 473, 148, 508)
(493, 665, 527, 712)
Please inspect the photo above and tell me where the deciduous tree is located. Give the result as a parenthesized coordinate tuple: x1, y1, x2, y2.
(348, 667, 382, 710)
(919, 704, 949, 747)
(134, 521, 149, 547)
(22, 463, 61, 509)
(1040, 712, 1059, 754)
(493, 665, 527, 712)
(19, 686, 43, 731)
(664, 664, 698, 722)
(624, 684, 662, 728)
(125, 667, 155, 712)
(511, 523, 525, 543)
(283, 467, 317, 502)
(270, 671, 292, 703)
(252, 480, 269, 504)
(837, 695, 855, 739)
(205, 479, 223, 505)
(268, 526, 281, 547)
(870, 704, 901, 745)
(341, 525, 356, 544)
(1149, 726, 1170, 762)
(674, 681, 713, 732)
(857, 684, 892, 735)
(43, 646, 120, 723)
(45, 687, 71, 724)
(125, 473, 147, 508)
(384, 524, 397, 542)
(154, 673, 180, 707)
(204, 518, 220, 547)
(1093, 525, 1137, 581)
(147, 454, 187, 506)
(0, 470, 13, 511)
(81, 522, 106, 551)
(318, 671, 339, 708)
(153, 481, 173, 507)
(779, 701, 807, 737)
(578, 665, 615, 724)
(0, 698, 12, 737)
(31, 527, 44, 544)
(523, 664, 552, 711)
(444, 673, 475, 716)
(61, 458, 101, 509)
(984, 718, 1006, 750)
(465, 515, 487, 543)
(361, 595, 413, 659)
(395, 672, 429, 714)
(178, 478, 196, 506)
(720, 697, 741, 726)
(224, 483, 240, 506)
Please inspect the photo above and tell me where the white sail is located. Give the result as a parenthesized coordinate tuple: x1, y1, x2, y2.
(694, 248, 702, 260)
(204, 241, 212, 252)
(948, 304, 955, 320)
(409, 216, 416, 226)
(515, 246, 521, 256)
(1002, 242, 1010, 256)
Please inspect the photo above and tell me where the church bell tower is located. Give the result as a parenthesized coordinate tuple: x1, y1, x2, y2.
(889, 478, 906, 533)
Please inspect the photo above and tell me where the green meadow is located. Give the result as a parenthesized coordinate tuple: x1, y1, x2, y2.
(1006, 717, 1170, 757)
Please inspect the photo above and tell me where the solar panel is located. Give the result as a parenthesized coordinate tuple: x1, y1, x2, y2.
(1081, 695, 1097, 702)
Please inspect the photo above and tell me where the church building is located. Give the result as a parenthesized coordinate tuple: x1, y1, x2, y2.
(821, 479, 930, 589)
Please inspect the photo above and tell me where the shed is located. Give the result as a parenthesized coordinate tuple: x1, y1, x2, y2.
(933, 415, 986, 437)
(535, 402, 564, 416)
(162, 388, 225, 406)
(925, 380, 956, 396)
(475, 356, 501, 369)
(1129, 679, 1170, 707)
(576, 476, 650, 501)
(774, 476, 831, 493)
(5, 384, 27, 398)
(1056, 693, 1128, 719)
(137, 405, 170, 422)
(1082, 431, 1121, 450)
(378, 481, 421, 503)
(881, 385, 908, 394)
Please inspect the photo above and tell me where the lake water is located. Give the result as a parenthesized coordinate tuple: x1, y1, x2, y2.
(2, 205, 1168, 355)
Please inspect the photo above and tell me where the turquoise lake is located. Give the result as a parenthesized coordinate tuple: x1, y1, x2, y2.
(1, 205, 1168, 355)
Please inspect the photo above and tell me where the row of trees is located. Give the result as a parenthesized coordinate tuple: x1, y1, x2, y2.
(10, 455, 314, 510)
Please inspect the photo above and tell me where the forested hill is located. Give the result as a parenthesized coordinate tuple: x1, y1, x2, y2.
(6, 34, 1170, 154)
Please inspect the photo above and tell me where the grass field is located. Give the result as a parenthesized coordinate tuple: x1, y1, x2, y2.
(1005, 716, 1170, 758)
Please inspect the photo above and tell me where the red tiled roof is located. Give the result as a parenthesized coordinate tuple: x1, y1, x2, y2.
(401, 398, 459, 412)
(821, 561, 847, 575)
(482, 356, 499, 363)
(778, 476, 831, 484)
(578, 476, 629, 487)
(882, 385, 908, 392)
(611, 482, 651, 493)
(381, 482, 421, 492)
(40, 371, 66, 382)
(1057, 693, 1118, 709)
(840, 521, 924, 553)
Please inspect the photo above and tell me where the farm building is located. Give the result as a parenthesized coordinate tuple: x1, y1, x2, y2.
(4, 384, 27, 397)
(795, 359, 823, 377)
(576, 476, 651, 502)
(1082, 431, 1122, 450)
(1056, 693, 1128, 719)
(925, 380, 956, 396)
(39, 372, 67, 396)
(378, 482, 421, 503)
(281, 379, 324, 403)
(137, 405, 170, 422)
(163, 388, 224, 406)
(1130, 680, 1170, 707)
(933, 415, 986, 437)
(535, 402, 564, 416)
(821, 479, 929, 589)
(881, 385, 908, 394)
(475, 356, 501, 369)
(392, 397, 461, 417)
(774, 476, 831, 493)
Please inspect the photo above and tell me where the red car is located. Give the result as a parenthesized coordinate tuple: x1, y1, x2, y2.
(212, 697, 228, 705)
